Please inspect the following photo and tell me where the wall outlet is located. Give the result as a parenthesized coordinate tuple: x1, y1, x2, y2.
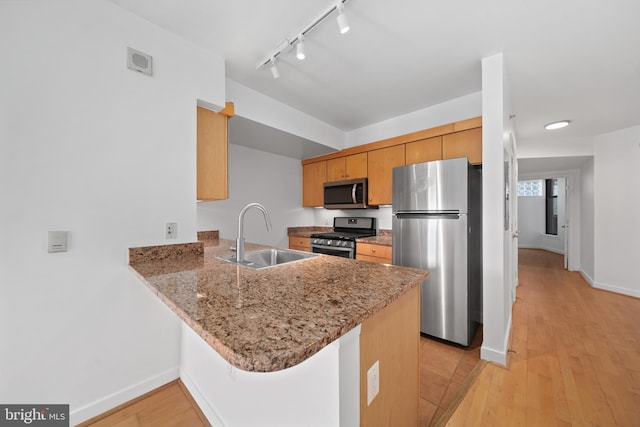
(165, 222, 177, 239)
(367, 360, 380, 406)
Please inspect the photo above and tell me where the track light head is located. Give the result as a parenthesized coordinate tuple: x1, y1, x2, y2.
(336, 4, 350, 34)
(270, 58, 280, 79)
(296, 35, 306, 60)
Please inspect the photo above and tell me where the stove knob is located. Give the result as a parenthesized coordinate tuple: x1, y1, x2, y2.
(341, 241, 347, 247)
(327, 240, 332, 246)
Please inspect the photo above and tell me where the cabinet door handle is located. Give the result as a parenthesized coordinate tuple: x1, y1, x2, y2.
(372, 248, 376, 253)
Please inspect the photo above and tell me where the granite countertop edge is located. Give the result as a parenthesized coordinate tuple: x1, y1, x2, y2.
(128, 236, 427, 373)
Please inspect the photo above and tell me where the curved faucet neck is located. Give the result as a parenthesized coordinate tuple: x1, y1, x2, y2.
(236, 203, 272, 263)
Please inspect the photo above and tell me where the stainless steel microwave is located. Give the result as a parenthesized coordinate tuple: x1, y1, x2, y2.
(324, 178, 373, 209)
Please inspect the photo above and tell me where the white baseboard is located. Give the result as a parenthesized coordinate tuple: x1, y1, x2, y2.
(517, 244, 538, 249)
(539, 245, 565, 255)
(518, 244, 565, 255)
(70, 367, 179, 426)
(179, 368, 226, 427)
(579, 270, 595, 286)
(481, 311, 512, 367)
(593, 281, 640, 299)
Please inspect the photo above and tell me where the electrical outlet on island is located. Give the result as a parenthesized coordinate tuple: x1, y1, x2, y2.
(367, 360, 380, 405)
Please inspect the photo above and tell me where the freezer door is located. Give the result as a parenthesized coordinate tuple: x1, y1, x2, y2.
(393, 214, 470, 345)
(392, 158, 469, 213)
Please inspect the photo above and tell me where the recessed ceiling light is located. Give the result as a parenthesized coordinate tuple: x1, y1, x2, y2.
(544, 120, 570, 130)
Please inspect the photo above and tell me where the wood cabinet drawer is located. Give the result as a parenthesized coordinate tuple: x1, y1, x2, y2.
(289, 236, 310, 252)
(356, 242, 392, 263)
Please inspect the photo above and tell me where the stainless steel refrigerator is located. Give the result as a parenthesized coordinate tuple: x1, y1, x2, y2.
(392, 158, 482, 346)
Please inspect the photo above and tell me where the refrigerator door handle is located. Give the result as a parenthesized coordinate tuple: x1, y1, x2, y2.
(395, 211, 460, 219)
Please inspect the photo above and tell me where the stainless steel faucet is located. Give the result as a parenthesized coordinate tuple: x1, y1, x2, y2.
(236, 202, 272, 263)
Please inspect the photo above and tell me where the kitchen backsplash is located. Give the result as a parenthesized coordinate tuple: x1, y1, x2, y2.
(312, 206, 393, 230)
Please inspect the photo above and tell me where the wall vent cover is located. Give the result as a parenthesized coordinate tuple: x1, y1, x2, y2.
(127, 47, 153, 76)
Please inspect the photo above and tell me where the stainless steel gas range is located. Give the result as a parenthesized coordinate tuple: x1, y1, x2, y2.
(310, 217, 377, 258)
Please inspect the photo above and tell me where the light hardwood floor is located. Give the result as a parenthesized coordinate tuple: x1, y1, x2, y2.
(447, 249, 640, 426)
(79, 380, 210, 427)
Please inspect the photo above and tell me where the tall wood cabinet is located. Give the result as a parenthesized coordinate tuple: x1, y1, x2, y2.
(197, 104, 233, 201)
(302, 161, 327, 207)
(405, 136, 442, 165)
(442, 127, 482, 165)
(367, 145, 405, 206)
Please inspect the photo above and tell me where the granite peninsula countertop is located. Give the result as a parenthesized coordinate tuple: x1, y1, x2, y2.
(129, 238, 427, 373)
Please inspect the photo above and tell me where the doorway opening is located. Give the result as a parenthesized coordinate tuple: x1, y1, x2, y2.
(516, 176, 568, 269)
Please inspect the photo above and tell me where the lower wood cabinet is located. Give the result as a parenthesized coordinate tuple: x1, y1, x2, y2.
(288, 236, 311, 252)
(356, 242, 392, 264)
(360, 285, 419, 425)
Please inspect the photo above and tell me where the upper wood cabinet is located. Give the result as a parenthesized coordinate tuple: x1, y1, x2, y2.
(405, 136, 443, 165)
(326, 153, 368, 182)
(442, 127, 482, 165)
(300, 116, 481, 207)
(367, 145, 405, 205)
(302, 161, 327, 207)
(197, 105, 232, 201)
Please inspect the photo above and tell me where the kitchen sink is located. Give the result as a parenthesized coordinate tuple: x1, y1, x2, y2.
(217, 248, 318, 270)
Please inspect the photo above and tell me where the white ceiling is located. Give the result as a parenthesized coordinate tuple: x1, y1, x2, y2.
(109, 0, 640, 161)
(518, 156, 592, 177)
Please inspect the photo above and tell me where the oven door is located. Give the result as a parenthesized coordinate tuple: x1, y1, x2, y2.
(311, 244, 354, 258)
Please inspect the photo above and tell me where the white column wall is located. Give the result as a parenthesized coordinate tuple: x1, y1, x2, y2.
(580, 158, 595, 284)
(593, 125, 640, 298)
(480, 53, 515, 365)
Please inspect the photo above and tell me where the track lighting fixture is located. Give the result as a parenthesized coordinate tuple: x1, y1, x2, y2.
(296, 35, 306, 60)
(336, 4, 350, 34)
(256, 0, 351, 77)
(270, 58, 280, 79)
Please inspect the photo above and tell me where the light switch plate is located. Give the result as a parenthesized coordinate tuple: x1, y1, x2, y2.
(367, 360, 380, 406)
(48, 231, 68, 253)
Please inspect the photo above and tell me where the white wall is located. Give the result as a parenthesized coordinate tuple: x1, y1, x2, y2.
(226, 79, 344, 151)
(517, 136, 594, 159)
(181, 322, 360, 427)
(580, 158, 595, 284)
(345, 92, 482, 148)
(480, 53, 515, 366)
(517, 193, 545, 248)
(312, 207, 393, 231)
(0, 0, 225, 423)
(197, 144, 314, 248)
(593, 125, 640, 298)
